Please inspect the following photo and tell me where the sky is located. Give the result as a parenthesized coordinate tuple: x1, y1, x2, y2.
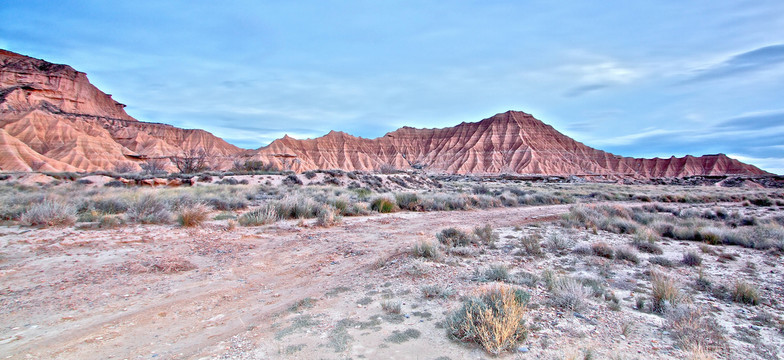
(2, 1, 784, 174)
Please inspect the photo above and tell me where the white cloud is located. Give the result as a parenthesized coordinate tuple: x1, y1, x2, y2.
(726, 154, 784, 174)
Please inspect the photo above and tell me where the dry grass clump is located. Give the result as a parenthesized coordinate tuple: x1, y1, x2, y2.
(632, 228, 663, 254)
(412, 240, 440, 259)
(545, 233, 575, 253)
(682, 251, 702, 267)
(591, 242, 614, 259)
(666, 305, 726, 353)
(473, 224, 498, 246)
(381, 300, 402, 314)
(448, 284, 529, 355)
(550, 277, 592, 311)
(177, 204, 209, 227)
(476, 263, 510, 282)
(123, 254, 196, 274)
(732, 280, 760, 305)
(437, 227, 473, 247)
(421, 284, 455, 299)
(650, 271, 681, 313)
(316, 205, 342, 227)
(126, 194, 171, 224)
(394, 192, 421, 211)
(238, 204, 278, 226)
(614, 246, 640, 264)
(371, 196, 397, 213)
(20, 199, 76, 227)
(518, 234, 544, 257)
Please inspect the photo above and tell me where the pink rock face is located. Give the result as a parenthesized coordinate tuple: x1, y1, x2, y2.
(0, 49, 771, 177)
(252, 111, 770, 178)
(0, 50, 243, 172)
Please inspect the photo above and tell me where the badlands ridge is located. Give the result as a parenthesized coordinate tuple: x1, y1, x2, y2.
(0, 49, 770, 178)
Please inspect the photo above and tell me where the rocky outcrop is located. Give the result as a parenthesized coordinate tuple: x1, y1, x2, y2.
(0, 49, 243, 172)
(252, 111, 770, 178)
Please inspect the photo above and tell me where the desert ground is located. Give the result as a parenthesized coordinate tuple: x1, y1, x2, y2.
(1, 172, 783, 360)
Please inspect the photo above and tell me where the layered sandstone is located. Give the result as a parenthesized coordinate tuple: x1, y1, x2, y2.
(252, 111, 769, 178)
(0, 50, 243, 172)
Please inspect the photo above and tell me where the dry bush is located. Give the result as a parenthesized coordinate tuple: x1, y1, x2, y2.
(545, 233, 575, 252)
(421, 284, 455, 299)
(126, 195, 171, 224)
(591, 242, 614, 259)
(473, 224, 498, 246)
(122, 254, 196, 274)
(682, 250, 702, 267)
(651, 271, 681, 313)
(666, 305, 726, 353)
(239, 204, 278, 226)
(519, 234, 544, 257)
(614, 246, 640, 264)
(371, 196, 397, 213)
(20, 200, 76, 227)
(316, 205, 342, 227)
(177, 204, 209, 227)
(476, 263, 509, 282)
(448, 284, 529, 355)
(412, 240, 440, 259)
(732, 280, 760, 305)
(381, 300, 402, 314)
(550, 277, 592, 311)
(437, 227, 473, 247)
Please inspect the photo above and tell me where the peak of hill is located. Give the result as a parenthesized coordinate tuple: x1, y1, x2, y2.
(0, 49, 770, 178)
(0, 50, 243, 172)
(253, 110, 769, 177)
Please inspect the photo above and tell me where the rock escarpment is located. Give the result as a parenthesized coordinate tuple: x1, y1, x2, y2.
(0, 49, 243, 172)
(253, 111, 769, 178)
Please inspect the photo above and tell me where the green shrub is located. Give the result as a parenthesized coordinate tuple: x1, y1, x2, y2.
(394, 193, 420, 211)
(371, 197, 396, 213)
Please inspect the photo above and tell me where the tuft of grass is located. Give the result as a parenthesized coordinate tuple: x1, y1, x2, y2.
(731, 280, 759, 305)
(614, 246, 640, 264)
(545, 234, 575, 253)
(381, 300, 402, 314)
(437, 227, 473, 247)
(316, 205, 342, 227)
(473, 224, 498, 247)
(421, 284, 455, 299)
(650, 256, 676, 268)
(412, 240, 440, 259)
(650, 271, 680, 313)
(477, 263, 510, 282)
(591, 242, 614, 259)
(126, 194, 170, 224)
(550, 277, 592, 311)
(20, 200, 76, 227)
(519, 234, 544, 257)
(238, 204, 278, 226)
(177, 203, 209, 227)
(371, 197, 397, 213)
(666, 305, 726, 353)
(447, 284, 528, 355)
(289, 297, 316, 312)
(385, 328, 421, 344)
(682, 251, 702, 267)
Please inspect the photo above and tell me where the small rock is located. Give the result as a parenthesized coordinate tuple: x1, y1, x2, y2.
(517, 346, 529, 353)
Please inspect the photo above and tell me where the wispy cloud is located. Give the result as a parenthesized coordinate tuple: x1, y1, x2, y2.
(685, 44, 784, 82)
(716, 109, 784, 130)
(562, 61, 640, 97)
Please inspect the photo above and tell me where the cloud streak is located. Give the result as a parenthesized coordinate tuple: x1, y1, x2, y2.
(685, 44, 784, 82)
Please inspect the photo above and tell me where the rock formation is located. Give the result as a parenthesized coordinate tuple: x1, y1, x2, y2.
(252, 111, 770, 178)
(0, 49, 243, 172)
(0, 49, 771, 178)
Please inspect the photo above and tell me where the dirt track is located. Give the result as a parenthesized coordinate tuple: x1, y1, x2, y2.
(0, 204, 575, 359)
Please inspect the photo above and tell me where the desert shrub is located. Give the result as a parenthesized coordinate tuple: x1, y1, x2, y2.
(238, 204, 278, 226)
(749, 197, 773, 207)
(123, 254, 196, 274)
(615, 246, 640, 264)
(473, 224, 498, 246)
(731, 280, 759, 305)
(550, 277, 592, 311)
(207, 197, 248, 211)
(371, 197, 397, 213)
(303, 171, 317, 179)
(448, 246, 478, 257)
(571, 243, 592, 255)
(591, 242, 614, 259)
(381, 300, 402, 314)
(544, 234, 575, 252)
(437, 228, 473, 247)
(632, 237, 663, 254)
(682, 251, 702, 267)
(666, 305, 726, 352)
(177, 204, 209, 227)
(126, 195, 171, 224)
(282, 174, 303, 186)
(88, 198, 130, 214)
(651, 256, 676, 268)
(518, 234, 544, 257)
(276, 195, 320, 219)
(601, 216, 638, 234)
(21, 200, 76, 227)
(394, 192, 421, 211)
(650, 271, 680, 313)
(99, 214, 125, 228)
(316, 205, 342, 227)
(421, 284, 455, 299)
(104, 180, 126, 188)
(477, 263, 509, 282)
(447, 285, 528, 355)
(412, 240, 440, 259)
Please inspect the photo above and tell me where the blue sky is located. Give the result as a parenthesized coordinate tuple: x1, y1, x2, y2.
(2, 1, 783, 174)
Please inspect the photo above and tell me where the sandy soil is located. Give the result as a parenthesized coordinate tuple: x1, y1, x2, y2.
(1, 203, 782, 359)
